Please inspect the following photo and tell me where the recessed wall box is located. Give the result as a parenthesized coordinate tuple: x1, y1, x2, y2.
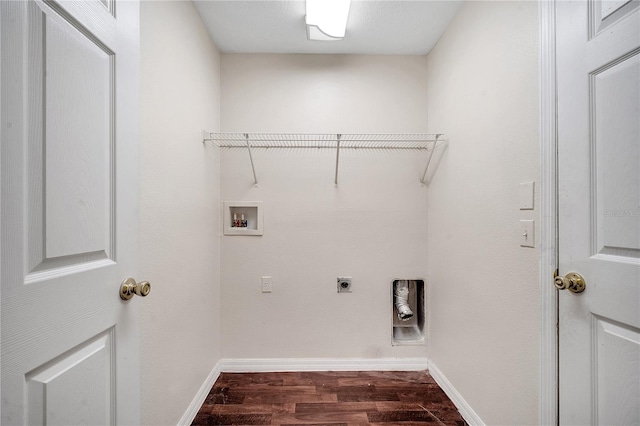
(392, 279, 426, 345)
(223, 201, 263, 236)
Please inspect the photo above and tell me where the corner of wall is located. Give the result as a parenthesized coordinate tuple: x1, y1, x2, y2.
(425, 1, 541, 424)
(139, 1, 222, 424)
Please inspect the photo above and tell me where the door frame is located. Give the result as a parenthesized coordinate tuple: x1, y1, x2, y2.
(538, 0, 559, 424)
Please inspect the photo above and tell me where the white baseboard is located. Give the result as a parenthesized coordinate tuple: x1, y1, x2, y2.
(218, 357, 430, 372)
(177, 362, 222, 426)
(428, 361, 485, 426)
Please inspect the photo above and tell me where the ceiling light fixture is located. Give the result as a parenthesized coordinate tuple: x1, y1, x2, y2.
(305, 0, 351, 41)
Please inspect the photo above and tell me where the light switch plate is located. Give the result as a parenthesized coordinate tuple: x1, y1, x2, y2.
(520, 220, 535, 247)
(519, 181, 535, 210)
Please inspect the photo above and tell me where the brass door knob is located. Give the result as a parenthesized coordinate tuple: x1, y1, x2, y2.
(554, 272, 586, 294)
(120, 278, 151, 301)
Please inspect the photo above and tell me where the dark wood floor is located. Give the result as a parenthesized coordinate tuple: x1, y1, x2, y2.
(192, 370, 467, 425)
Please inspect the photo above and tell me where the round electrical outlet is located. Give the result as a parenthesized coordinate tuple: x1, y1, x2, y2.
(337, 277, 352, 293)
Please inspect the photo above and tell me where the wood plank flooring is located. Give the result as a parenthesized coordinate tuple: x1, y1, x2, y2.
(192, 371, 467, 425)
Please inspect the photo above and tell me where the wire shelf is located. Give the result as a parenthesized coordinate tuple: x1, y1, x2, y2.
(204, 132, 442, 149)
(202, 132, 446, 186)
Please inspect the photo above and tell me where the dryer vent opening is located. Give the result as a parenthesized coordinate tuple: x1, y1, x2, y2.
(392, 279, 425, 345)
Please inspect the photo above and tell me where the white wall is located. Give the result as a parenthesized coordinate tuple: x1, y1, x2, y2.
(220, 54, 430, 358)
(139, 1, 221, 425)
(425, 2, 540, 424)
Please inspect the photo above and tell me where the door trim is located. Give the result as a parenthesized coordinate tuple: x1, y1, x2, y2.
(538, 1, 559, 424)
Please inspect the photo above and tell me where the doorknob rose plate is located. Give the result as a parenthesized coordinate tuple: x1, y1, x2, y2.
(554, 272, 586, 294)
(120, 278, 151, 300)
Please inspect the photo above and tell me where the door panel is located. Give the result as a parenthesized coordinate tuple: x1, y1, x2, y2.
(593, 52, 639, 258)
(26, 329, 115, 426)
(26, 1, 115, 277)
(591, 0, 639, 35)
(44, 8, 113, 260)
(557, 0, 640, 425)
(594, 317, 640, 425)
(1, 0, 140, 424)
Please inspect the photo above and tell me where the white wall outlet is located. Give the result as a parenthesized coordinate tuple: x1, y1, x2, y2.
(520, 220, 535, 247)
(261, 276, 272, 293)
(337, 277, 352, 293)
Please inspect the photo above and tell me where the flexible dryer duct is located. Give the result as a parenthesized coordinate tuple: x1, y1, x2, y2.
(394, 280, 414, 321)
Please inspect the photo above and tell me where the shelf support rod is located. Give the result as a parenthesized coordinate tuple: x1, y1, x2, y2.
(334, 134, 341, 187)
(420, 134, 440, 184)
(245, 133, 258, 186)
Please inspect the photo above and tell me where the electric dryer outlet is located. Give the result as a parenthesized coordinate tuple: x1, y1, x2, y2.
(337, 277, 352, 293)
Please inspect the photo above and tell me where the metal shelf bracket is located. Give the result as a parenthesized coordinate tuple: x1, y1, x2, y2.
(245, 133, 258, 187)
(334, 134, 341, 187)
(420, 133, 441, 185)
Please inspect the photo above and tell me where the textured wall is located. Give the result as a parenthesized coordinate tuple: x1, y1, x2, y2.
(425, 2, 540, 424)
(139, 1, 221, 424)
(220, 54, 430, 359)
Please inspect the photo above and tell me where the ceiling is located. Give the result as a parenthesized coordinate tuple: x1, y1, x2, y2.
(193, 1, 464, 55)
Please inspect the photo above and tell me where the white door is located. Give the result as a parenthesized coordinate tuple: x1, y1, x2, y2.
(1, 0, 141, 424)
(557, 0, 640, 424)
